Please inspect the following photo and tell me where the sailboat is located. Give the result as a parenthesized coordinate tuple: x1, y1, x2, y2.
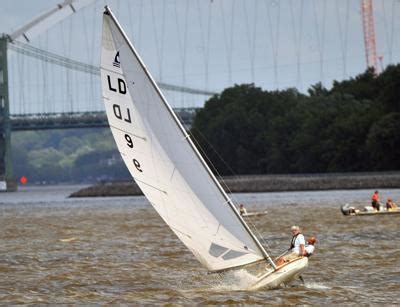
(100, 6, 308, 290)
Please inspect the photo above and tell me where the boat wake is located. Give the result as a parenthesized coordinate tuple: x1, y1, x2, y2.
(207, 269, 261, 291)
(303, 282, 330, 290)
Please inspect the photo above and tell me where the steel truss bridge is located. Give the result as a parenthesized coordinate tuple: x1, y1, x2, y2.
(10, 108, 199, 131)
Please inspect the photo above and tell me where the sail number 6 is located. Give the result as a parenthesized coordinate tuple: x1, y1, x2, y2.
(125, 134, 133, 148)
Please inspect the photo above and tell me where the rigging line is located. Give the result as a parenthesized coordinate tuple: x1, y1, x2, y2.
(150, 0, 164, 82)
(188, 128, 267, 243)
(251, 1, 259, 83)
(335, 0, 350, 78)
(298, 0, 304, 90)
(343, 0, 350, 77)
(82, 7, 90, 63)
(12, 52, 19, 114)
(196, 0, 208, 92)
(389, 0, 396, 64)
(116, 0, 120, 15)
(266, 0, 281, 89)
(81, 9, 88, 111)
(381, 0, 395, 64)
(89, 1, 98, 111)
(173, 0, 184, 105)
(182, 0, 190, 107)
(242, 1, 251, 81)
(160, 1, 166, 81)
(19, 49, 25, 114)
(242, 0, 257, 82)
(36, 45, 41, 115)
(160, 1, 167, 82)
(60, 20, 68, 113)
(189, 127, 237, 181)
(49, 37, 55, 113)
(219, 0, 233, 85)
(82, 2, 98, 109)
(229, 0, 235, 85)
(312, 0, 327, 85)
(40, 36, 48, 114)
(187, 129, 237, 202)
(245, 215, 272, 252)
(289, 0, 304, 89)
(189, 126, 273, 252)
(127, 0, 135, 38)
(68, 16, 74, 113)
(206, 1, 212, 92)
(137, 0, 144, 50)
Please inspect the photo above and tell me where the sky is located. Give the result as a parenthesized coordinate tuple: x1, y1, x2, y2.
(1, 0, 400, 111)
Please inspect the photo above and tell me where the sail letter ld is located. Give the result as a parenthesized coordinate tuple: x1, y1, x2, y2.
(113, 104, 132, 123)
(107, 75, 127, 94)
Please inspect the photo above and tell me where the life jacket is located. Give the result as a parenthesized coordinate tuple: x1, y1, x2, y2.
(290, 233, 300, 250)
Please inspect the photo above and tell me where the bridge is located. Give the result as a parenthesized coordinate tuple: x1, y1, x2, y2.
(10, 108, 198, 131)
(1, 0, 400, 190)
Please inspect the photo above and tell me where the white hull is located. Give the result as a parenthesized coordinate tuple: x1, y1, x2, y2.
(341, 204, 400, 216)
(248, 257, 308, 290)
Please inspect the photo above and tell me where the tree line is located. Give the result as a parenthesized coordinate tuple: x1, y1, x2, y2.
(190, 65, 400, 176)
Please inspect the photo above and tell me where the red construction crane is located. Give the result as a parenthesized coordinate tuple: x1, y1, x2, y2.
(361, 0, 379, 73)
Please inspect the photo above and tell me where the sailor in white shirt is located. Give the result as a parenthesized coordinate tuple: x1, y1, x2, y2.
(290, 225, 305, 256)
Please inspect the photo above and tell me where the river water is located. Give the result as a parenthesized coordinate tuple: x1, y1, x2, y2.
(0, 185, 399, 304)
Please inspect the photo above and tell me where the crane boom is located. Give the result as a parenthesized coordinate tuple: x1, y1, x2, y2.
(361, 0, 379, 73)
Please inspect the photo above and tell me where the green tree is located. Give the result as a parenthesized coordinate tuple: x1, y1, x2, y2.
(366, 112, 400, 170)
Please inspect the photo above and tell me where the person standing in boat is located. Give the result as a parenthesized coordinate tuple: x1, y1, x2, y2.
(239, 204, 247, 216)
(371, 190, 380, 211)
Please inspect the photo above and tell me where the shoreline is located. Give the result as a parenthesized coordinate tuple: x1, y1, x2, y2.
(69, 172, 400, 197)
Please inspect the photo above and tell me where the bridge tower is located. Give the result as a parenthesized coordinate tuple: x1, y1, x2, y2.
(0, 35, 14, 191)
(0, 0, 88, 191)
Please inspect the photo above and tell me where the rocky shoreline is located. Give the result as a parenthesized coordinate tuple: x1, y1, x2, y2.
(69, 172, 400, 197)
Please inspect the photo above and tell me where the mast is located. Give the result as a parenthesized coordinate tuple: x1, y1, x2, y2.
(104, 6, 276, 270)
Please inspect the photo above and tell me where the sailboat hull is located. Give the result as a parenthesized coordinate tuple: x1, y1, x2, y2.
(248, 257, 308, 290)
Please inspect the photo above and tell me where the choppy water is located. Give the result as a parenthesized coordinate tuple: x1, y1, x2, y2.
(0, 185, 399, 304)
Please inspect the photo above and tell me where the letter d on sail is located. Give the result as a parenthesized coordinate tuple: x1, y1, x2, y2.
(107, 75, 127, 95)
(113, 104, 132, 123)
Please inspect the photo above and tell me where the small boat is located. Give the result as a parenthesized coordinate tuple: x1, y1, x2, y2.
(242, 210, 268, 217)
(341, 203, 400, 216)
(100, 6, 308, 290)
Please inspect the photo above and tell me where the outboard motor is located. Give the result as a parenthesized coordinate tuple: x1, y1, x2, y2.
(341, 203, 353, 215)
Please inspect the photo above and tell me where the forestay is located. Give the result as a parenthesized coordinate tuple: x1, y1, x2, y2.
(100, 8, 267, 271)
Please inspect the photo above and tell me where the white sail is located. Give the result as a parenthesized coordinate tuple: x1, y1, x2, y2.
(100, 8, 268, 271)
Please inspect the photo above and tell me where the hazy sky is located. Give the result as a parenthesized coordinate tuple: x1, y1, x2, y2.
(1, 0, 400, 111)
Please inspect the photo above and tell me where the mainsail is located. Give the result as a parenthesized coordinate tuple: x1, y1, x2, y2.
(100, 7, 274, 272)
